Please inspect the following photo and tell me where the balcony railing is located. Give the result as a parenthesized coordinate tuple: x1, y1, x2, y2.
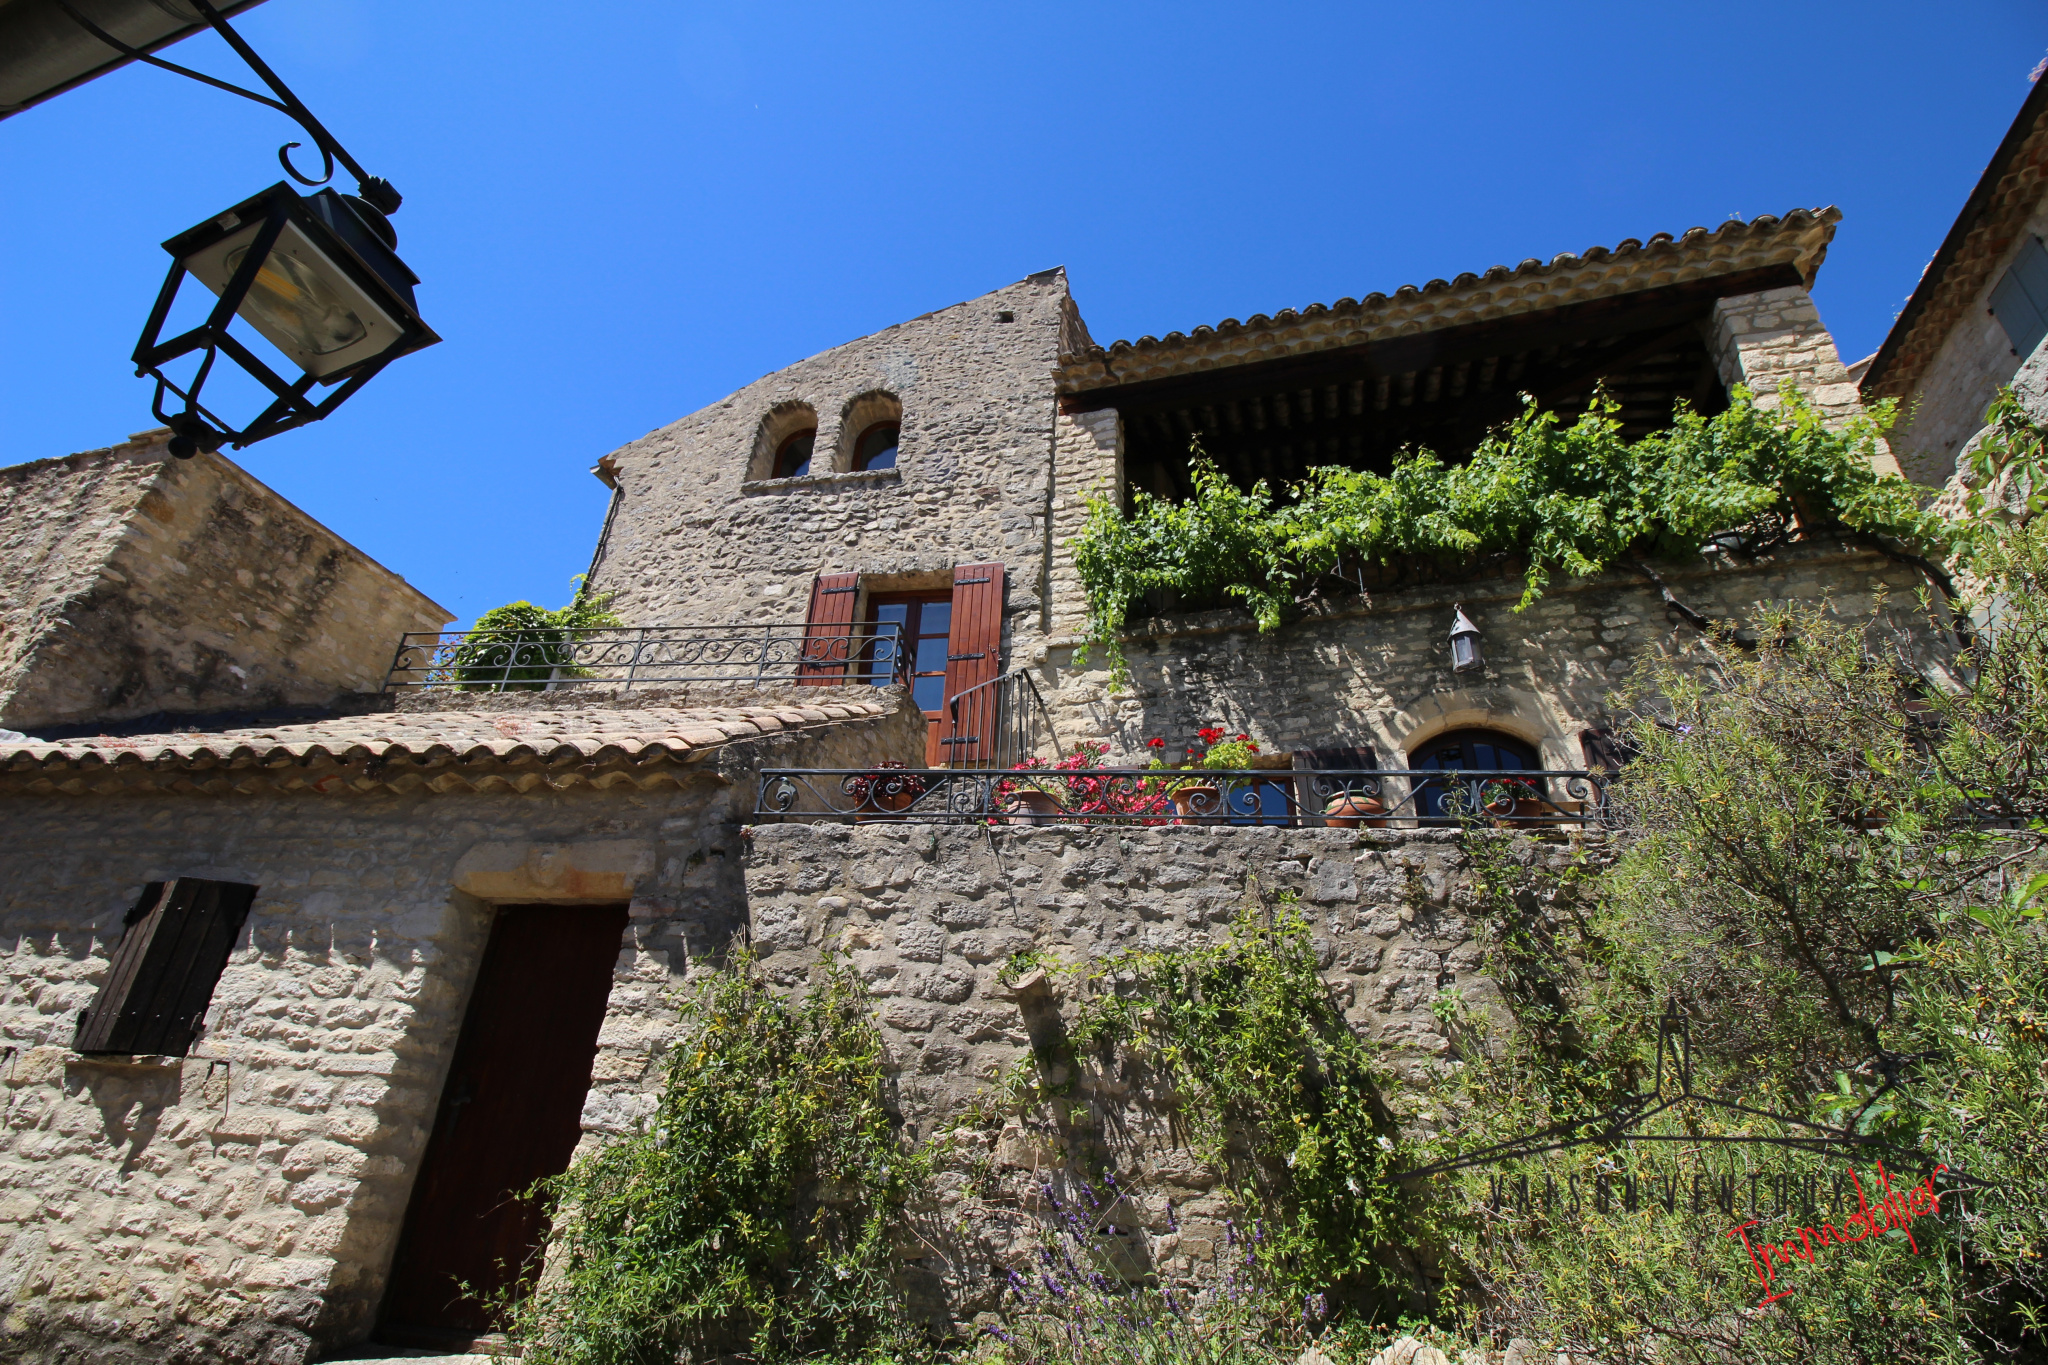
(754, 766, 1613, 826)
(941, 669, 1056, 769)
(383, 623, 907, 692)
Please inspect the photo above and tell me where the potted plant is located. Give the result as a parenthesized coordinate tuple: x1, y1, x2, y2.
(844, 760, 928, 815)
(1151, 727, 1261, 823)
(1323, 789, 1387, 828)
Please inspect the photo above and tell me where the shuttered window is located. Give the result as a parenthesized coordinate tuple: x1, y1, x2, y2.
(939, 563, 1005, 761)
(1989, 236, 2048, 359)
(798, 572, 861, 684)
(74, 878, 257, 1056)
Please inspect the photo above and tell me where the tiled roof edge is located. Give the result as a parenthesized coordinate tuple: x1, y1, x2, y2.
(1055, 208, 1839, 394)
(0, 700, 890, 790)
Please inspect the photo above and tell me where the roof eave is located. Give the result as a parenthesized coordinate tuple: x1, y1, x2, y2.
(1860, 77, 2048, 400)
(1054, 209, 1839, 396)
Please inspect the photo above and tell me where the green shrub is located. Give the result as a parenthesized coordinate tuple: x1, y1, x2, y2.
(1073, 385, 1937, 682)
(448, 580, 622, 691)
(506, 954, 928, 1365)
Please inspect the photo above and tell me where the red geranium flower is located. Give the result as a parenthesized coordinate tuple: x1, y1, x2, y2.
(1197, 726, 1225, 745)
(1146, 737, 1166, 749)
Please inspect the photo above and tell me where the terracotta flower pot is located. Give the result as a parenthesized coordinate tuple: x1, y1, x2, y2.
(1323, 794, 1387, 829)
(1004, 790, 1064, 824)
(851, 768, 925, 820)
(871, 784, 921, 813)
(1170, 784, 1222, 822)
(1493, 797, 1559, 828)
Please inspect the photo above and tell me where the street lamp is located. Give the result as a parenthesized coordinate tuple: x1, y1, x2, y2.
(1449, 605, 1483, 673)
(136, 182, 438, 456)
(53, 0, 437, 455)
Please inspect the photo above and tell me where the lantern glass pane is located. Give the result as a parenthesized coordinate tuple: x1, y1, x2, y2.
(1452, 636, 1479, 671)
(225, 242, 369, 359)
(183, 219, 402, 379)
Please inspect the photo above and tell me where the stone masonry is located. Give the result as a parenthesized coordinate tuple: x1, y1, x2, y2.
(1708, 286, 1901, 472)
(741, 820, 1584, 1330)
(1037, 535, 1941, 770)
(584, 271, 1074, 636)
(0, 432, 449, 735)
(0, 687, 919, 1365)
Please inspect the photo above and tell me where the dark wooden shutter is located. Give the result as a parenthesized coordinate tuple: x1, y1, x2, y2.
(1292, 746, 1377, 827)
(798, 572, 861, 684)
(74, 878, 257, 1056)
(939, 562, 1005, 762)
(1578, 728, 1635, 773)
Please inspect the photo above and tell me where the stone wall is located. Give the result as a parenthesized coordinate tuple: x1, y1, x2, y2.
(1882, 192, 2048, 489)
(741, 821, 1581, 1330)
(1709, 287, 1901, 473)
(0, 434, 450, 735)
(583, 271, 1072, 647)
(0, 696, 909, 1365)
(1028, 537, 1937, 772)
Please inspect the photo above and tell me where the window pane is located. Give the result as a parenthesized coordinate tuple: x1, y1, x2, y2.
(873, 603, 909, 625)
(912, 675, 943, 712)
(777, 430, 815, 479)
(914, 636, 950, 675)
(919, 601, 951, 637)
(857, 424, 900, 471)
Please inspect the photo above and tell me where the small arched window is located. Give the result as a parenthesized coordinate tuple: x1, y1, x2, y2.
(774, 429, 817, 480)
(853, 421, 899, 472)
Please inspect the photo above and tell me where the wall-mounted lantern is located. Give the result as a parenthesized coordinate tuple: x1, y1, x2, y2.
(1449, 605, 1483, 673)
(137, 182, 438, 456)
(55, 0, 436, 456)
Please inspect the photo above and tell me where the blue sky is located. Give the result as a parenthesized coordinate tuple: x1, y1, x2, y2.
(2, 1, 2043, 625)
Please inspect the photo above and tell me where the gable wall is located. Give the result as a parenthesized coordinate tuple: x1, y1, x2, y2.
(0, 436, 450, 734)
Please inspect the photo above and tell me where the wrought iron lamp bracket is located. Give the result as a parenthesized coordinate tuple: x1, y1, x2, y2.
(54, 0, 398, 211)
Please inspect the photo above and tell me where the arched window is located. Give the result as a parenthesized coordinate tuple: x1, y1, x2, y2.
(774, 429, 816, 480)
(853, 421, 899, 472)
(1408, 728, 1538, 822)
(836, 391, 903, 472)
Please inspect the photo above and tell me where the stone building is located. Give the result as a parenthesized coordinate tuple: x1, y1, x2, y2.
(1860, 75, 2048, 486)
(0, 431, 449, 736)
(0, 204, 1952, 1364)
(583, 206, 1919, 780)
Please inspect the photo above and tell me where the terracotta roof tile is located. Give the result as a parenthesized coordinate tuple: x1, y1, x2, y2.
(1, 700, 889, 775)
(1055, 209, 1839, 394)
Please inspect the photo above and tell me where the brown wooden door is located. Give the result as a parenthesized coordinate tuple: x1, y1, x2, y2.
(380, 902, 628, 1339)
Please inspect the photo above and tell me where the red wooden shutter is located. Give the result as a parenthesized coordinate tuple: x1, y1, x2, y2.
(798, 572, 860, 684)
(939, 562, 1005, 763)
(74, 878, 257, 1056)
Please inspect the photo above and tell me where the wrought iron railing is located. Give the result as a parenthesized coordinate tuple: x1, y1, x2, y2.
(383, 623, 907, 692)
(754, 767, 1612, 825)
(941, 669, 1057, 769)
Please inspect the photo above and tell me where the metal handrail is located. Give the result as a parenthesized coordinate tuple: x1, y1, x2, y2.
(754, 766, 1614, 825)
(942, 669, 1057, 769)
(383, 623, 907, 692)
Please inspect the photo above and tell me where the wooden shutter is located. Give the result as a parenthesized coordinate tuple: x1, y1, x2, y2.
(74, 878, 257, 1056)
(798, 572, 861, 684)
(1578, 728, 1634, 773)
(1292, 746, 1378, 827)
(939, 562, 1005, 763)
